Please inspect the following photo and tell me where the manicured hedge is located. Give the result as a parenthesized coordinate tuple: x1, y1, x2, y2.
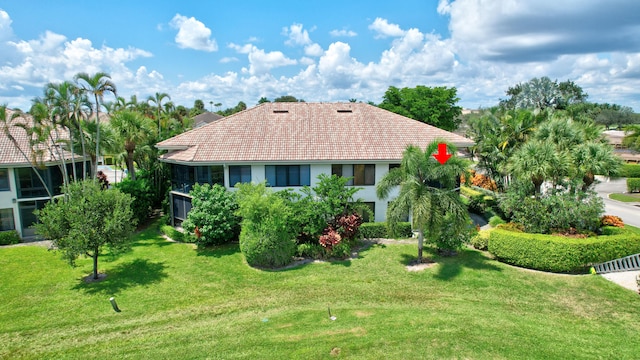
(488, 228, 640, 273)
(627, 178, 640, 192)
(359, 222, 413, 239)
(620, 164, 640, 178)
(0, 230, 21, 245)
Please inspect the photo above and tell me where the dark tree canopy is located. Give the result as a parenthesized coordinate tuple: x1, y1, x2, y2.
(274, 95, 304, 103)
(35, 180, 136, 280)
(499, 77, 588, 111)
(378, 85, 463, 131)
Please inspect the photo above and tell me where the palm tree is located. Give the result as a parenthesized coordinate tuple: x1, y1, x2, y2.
(508, 140, 564, 196)
(573, 142, 622, 191)
(0, 105, 52, 198)
(109, 110, 153, 181)
(74, 72, 117, 177)
(30, 97, 70, 188)
(147, 92, 171, 136)
(377, 141, 470, 261)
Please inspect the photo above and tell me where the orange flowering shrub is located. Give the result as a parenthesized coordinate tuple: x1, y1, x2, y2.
(462, 170, 498, 191)
(601, 215, 624, 228)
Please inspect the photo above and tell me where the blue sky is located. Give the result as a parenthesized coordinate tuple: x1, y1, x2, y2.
(1, 0, 639, 112)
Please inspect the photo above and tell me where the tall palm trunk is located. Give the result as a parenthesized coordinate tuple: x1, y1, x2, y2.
(416, 228, 424, 263)
(93, 94, 101, 178)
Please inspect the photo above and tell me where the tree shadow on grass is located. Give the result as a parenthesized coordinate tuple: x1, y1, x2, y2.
(400, 248, 502, 281)
(72, 259, 168, 295)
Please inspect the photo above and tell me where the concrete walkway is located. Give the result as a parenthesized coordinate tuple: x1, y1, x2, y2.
(601, 270, 640, 292)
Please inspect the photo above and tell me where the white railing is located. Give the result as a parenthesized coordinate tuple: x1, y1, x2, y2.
(593, 253, 640, 274)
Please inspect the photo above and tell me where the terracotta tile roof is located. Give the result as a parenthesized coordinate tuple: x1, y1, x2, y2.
(157, 102, 474, 163)
(0, 109, 81, 166)
(193, 112, 224, 128)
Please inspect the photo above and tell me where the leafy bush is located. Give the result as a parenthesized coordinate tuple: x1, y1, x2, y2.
(115, 176, 155, 224)
(160, 225, 196, 243)
(620, 164, 640, 178)
(319, 227, 342, 249)
(359, 222, 387, 238)
(296, 243, 325, 258)
(359, 222, 412, 239)
(0, 230, 20, 245)
(488, 216, 506, 227)
(488, 228, 640, 273)
(470, 229, 490, 250)
(182, 184, 240, 246)
(432, 213, 474, 253)
(601, 215, 624, 228)
(236, 183, 296, 268)
(499, 190, 603, 234)
(281, 174, 366, 244)
(627, 178, 640, 192)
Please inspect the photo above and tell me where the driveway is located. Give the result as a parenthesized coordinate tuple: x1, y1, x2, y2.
(594, 177, 640, 228)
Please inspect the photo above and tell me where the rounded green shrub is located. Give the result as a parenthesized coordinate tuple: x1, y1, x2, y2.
(488, 228, 640, 273)
(627, 178, 640, 193)
(239, 227, 296, 268)
(488, 216, 506, 227)
(470, 229, 490, 250)
(182, 184, 240, 246)
(0, 230, 21, 245)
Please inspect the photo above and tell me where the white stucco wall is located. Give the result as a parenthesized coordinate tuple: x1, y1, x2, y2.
(221, 162, 400, 222)
(0, 168, 21, 236)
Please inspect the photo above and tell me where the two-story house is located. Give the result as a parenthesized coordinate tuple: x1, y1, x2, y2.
(0, 109, 89, 239)
(156, 102, 474, 226)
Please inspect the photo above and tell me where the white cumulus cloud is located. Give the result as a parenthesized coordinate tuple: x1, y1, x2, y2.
(369, 18, 405, 39)
(169, 14, 218, 52)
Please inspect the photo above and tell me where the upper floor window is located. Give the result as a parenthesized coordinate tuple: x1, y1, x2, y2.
(0, 168, 9, 191)
(331, 164, 375, 186)
(15, 167, 50, 198)
(229, 165, 251, 186)
(265, 165, 310, 187)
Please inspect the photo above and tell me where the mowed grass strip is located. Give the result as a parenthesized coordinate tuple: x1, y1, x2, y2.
(609, 193, 640, 202)
(1, 225, 639, 359)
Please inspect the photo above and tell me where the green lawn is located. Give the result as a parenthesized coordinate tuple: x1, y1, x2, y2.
(610, 193, 640, 202)
(1, 225, 639, 359)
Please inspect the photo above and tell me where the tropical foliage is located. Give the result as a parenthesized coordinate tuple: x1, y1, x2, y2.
(378, 85, 463, 131)
(34, 180, 135, 279)
(377, 140, 471, 260)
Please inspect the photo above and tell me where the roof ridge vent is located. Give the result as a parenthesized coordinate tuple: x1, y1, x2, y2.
(337, 109, 353, 113)
(273, 110, 289, 113)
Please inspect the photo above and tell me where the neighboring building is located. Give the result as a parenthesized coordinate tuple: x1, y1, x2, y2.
(157, 102, 474, 225)
(193, 111, 224, 128)
(0, 110, 89, 239)
(604, 130, 640, 163)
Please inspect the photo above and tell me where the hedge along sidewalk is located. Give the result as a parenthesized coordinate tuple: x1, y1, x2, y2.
(488, 228, 640, 273)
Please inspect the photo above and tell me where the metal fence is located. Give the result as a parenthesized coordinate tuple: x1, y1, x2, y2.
(593, 253, 640, 274)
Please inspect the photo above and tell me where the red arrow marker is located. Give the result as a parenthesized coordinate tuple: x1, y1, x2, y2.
(433, 143, 452, 165)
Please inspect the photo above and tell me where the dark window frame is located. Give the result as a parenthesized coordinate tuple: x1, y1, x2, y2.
(229, 165, 252, 186)
(265, 165, 310, 187)
(0, 168, 9, 191)
(0, 208, 15, 231)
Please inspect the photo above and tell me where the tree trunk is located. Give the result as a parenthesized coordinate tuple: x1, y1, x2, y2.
(417, 228, 424, 263)
(94, 94, 101, 179)
(92, 250, 99, 280)
(127, 150, 136, 181)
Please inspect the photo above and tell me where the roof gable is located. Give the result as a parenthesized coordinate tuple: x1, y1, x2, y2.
(157, 102, 474, 163)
